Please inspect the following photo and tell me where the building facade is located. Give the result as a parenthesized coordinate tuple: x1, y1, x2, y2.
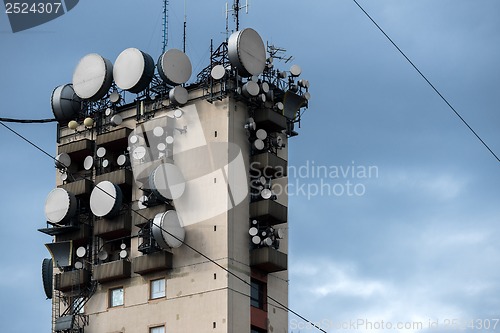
(40, 27, 309, 333)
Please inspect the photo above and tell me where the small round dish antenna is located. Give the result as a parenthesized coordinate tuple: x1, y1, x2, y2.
(166, 136, 174, 144)
(102, 159, 109, 168)
(290, 64, 302, 77)
(149, 163, 186, 200)
(114, 48, 155, 93)
(228, 28, 266, 77)
(242, 81, 260, 97)
(51, 84, 81, 123)
(105, 108, 112, 116)
(152, 210, 185, 249)
(261, 188, 272, 200)
(76, 246, 86, 258)
(90, 181, 123, 218)
(211, 64, 226, 80)
(153, 126, 164, 137)
(117, 154, 128, 166)
(252, 235, 261, 245)
(132, 146, 147, 160)
(72, 53, 113, 101)
(74, 261, 84, 270)
(44, 188, 77, 224)
(169, 86, 188, 105)
(253, 139, 265, 150)
(109, 91, 121, 104)
(157, 49, 192, 86)
(55, 153, 71, 169)
(119, 250, 128, 259)
(249, 227, 258, 236)
(84, 156, 94, 170)
(98, 250, 108, 261)
(96, 147, 106, 158)
(256, 129, 267, 140)
(110, 114, 123, 126)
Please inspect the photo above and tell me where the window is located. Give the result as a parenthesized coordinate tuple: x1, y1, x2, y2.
(150, 326, 165, 333)
(250, 279, 264, 309)
(150, 278, 165, 299)
(251, 327, 266, 333)
(109, 287, 124, 307)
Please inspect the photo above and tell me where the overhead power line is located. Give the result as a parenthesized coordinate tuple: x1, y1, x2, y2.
(352, 0, 500, 164)
(0, 117, 56, 123)
(0, 120, 328, 333)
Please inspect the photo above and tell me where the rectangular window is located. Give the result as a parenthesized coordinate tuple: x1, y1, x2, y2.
(250, 279, 264, 309)
(150, 326, 165, 333)
(150, 278, 166, 299)
(109, 287, 124, 307)
(251, 326, 266, 333)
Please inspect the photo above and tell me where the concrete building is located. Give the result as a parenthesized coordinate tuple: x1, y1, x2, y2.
(40, 26, 309, 333)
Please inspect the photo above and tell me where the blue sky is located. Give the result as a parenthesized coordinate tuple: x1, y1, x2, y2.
(1, 1, 499, 332)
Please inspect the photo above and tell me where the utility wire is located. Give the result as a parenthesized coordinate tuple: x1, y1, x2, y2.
(0, 117, 56, 123)
(352, 0, 500, 164)
(1, 122, 327, 333)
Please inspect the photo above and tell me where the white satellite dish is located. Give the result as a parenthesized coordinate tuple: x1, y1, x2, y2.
(261, 188, 272, 200)
(152, 210, 185, 249)
(157, 49, 192, 86)
(263, 237, 273, 247)
(44, 188, 77, 224)
(110, 114, 123, 126)
(174, 108, 183, 118)
(149, 163, 186, 200)
(153, 126, 164, 137)
(96, 147, 106, 158)
(76, 246, 86, 258)
(132, 146, 147, 160)
(242, 81, 259, 97)
(260, 82, 270, 94)
(165, 136, 174, 144)
(98, 250, 108, 261)
(169, 86, 188, 105)
(252, 219, 258, 225)
(251, 235, 261, 245)
(114, 48, 155, 93)
(105, 108, 112, 116)
(89, 181, 123, 218)
(256, 129, 267, 140)
(157, 143, 166, 151)
(228, 28, 266, 77)
(60, 172, 68, 182)
(120, 243, 127, 250)
(274, 228, 285, 239)
(129, 135, 139, 144)
(290, 64, 302, 77)
(74, 261, 84, 270)
(72, 53, 113, 101)
(102, 159, 109, 168)
(253, 139, 265, 150)
(119, 250, 128, 259)
(55, 153, 71, 169)
(211, 64, 226, 80)
(116, 154, 128, 167)
(109, 91, 121, 104)
(249, 227, 258, 236)
(51, 84, 81, 123)
(275, 102, 284, 111)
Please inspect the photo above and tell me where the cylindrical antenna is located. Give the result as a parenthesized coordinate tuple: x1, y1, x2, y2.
(183, 0, 187, 53)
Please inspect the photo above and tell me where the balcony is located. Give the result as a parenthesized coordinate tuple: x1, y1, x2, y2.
(94, 213, 132, 240)
(250, 247, 287, 273)
(250, 152, 287, 178)
(253, 108, 287, 132)
(95, 169, 133, 187)
(54, 224, 91, 245)
(250, 200, 287, 225)
(54, 269, 91, 292)
(58, 138, 93, 162)
(132, 251, 173, 275)
(93, 260, 131, 283)
(96, 127, 132, 150)
(58, 179, 92, 196)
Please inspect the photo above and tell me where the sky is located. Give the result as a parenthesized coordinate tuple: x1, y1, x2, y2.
(1, 0, 499, 332)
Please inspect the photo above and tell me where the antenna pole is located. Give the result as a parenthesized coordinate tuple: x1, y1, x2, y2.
(183, 0, 187, 53)
(234, 0, 240, 31)
(162, 0, 169, 52)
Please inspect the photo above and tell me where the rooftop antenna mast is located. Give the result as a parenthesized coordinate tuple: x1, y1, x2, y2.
(225, 0, 248, 38)
(162, 0, 169, 53)
(183, 0, 187, 53)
